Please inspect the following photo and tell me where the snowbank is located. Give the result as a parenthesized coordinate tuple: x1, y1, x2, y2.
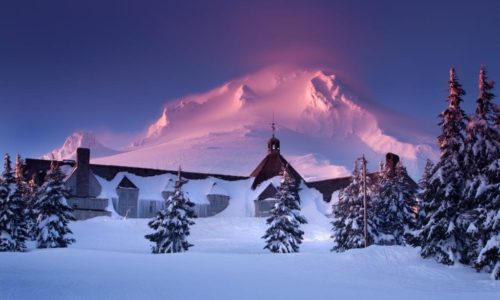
(0, 217, 498, 300)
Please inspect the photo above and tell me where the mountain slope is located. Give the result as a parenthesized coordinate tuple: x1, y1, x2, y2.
(43, 131, 120, 161)
(89, 66, 437, 180)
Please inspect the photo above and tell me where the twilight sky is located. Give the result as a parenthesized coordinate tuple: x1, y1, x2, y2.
(1, 0, 499, 158)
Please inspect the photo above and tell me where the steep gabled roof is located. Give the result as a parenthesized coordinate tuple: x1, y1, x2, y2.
(117, 176, 138, 189)
(257, 183, 278, 201)
(250, 152, 303, 190)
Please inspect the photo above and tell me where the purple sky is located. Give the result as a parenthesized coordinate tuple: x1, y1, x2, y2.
(1, 0, 499, 158)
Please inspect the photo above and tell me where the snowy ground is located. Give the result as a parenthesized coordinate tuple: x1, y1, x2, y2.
(1, 217, 498, 300)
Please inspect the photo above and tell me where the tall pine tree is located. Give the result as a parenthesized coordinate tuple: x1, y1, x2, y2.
(331, 158, 378, 252)
(463, 66, 500, 279)
(12, 154, 30, 251)
(419, 68, 468, 265)
(26, 175, 39, 240)
(374, 161, 417, 246)
(35, 160, 75, 248)
(263, 165, 307, 253)
(145, 168, 196, 253)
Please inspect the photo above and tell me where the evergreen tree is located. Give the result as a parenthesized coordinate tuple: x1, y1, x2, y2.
(417, 160, 434, 225)
(419, 68, 468, 265)
(35, 160, 75, 248)
(11, 154, 29, 251)
(26, 175, 39, 240)
(145, 168, 196, 253)
(374, 161, 417, 246)
(331, 158, 378, 252)
(463, 66, 500, 278)
(406, 159, 434, 247)
(0, 154, 17, 251)
(263, 165, 307, 253)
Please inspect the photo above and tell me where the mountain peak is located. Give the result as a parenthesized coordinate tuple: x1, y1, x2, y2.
(146, 107, 170, 140)
(43, 131, 119, 160)
(87, 66, 437, 179)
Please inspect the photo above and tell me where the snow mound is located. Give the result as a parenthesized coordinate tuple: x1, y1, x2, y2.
(1, 216, 498, 300)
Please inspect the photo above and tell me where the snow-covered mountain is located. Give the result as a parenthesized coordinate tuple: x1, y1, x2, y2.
(50, 66, 438, 180)
(101, 67, 439, 179)
(43, 131, 120, 161)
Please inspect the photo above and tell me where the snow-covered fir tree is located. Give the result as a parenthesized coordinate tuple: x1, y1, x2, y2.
(416, 160, 434, 226)
(263, 165, 307, 253)
(24, 174, 39, 240)
(374, 161, 417, 246)
(11, 154, 30, 251)
(35, 160, 75, 248)
(0, 154, 18, 251)
(418, 68, 469, 265)
(331, 158, 378, 252)
(463, 66, 499, 279)
(406, 159, 434, 247)
(145, 167, 196, 253)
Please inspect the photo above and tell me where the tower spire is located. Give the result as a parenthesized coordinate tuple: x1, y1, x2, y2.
(271, 112, 276, 138)
(267, 113, 280, 154)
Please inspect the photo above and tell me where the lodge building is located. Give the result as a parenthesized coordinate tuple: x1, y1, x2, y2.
(24, 131, 409, 220)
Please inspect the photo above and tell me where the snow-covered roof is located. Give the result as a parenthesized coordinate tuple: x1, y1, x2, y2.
(163, 178, 175, 192)
(60, 164, 76, 181)
(207, 182, 229, 196)
(95, 172, 247, 205)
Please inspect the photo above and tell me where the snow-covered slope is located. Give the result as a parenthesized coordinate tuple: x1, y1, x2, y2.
(1, 217, 497, 300)
(48, 66, 438, 180)
(92, 66, 437, 180)
(43, 131, 120, 160)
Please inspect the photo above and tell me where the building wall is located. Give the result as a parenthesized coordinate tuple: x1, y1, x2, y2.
(116, 188, 139, 218)
(72, 209, 111, 220)
(65, 171, 102, 198)
(135, 193, 230, 218)
(206, 194, 230, 216)
(194, 204, 209, 218)
(67, 197, 108, 211)
(254, 199, 278, 217)
(139, 200, 165, 219)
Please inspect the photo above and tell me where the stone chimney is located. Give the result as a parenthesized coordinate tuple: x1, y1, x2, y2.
(76, 148, 90, 197)
(385, 152, 400, 176)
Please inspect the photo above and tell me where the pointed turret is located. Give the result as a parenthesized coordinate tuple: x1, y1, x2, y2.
(250, 120, 302, 189)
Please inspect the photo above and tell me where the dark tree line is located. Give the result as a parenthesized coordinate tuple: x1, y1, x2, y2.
(330, 66, 499, 280)
(0, 155, 75, 252)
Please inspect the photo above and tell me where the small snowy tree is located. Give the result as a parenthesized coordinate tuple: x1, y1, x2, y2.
(374, 161, 417, 246)
(0, 154, 17, 251)
(463, 66, 500, 278)
(417, 160, 434, 220)
(331, 158, 378, 252)
(35, 160, 75, 248)
(419, 68, 469, 265)
(263, 165, 307, 253)
(145, 168, 196, 253)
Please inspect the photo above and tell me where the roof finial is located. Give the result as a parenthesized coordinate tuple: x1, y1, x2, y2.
(271, 112, 276, 137)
